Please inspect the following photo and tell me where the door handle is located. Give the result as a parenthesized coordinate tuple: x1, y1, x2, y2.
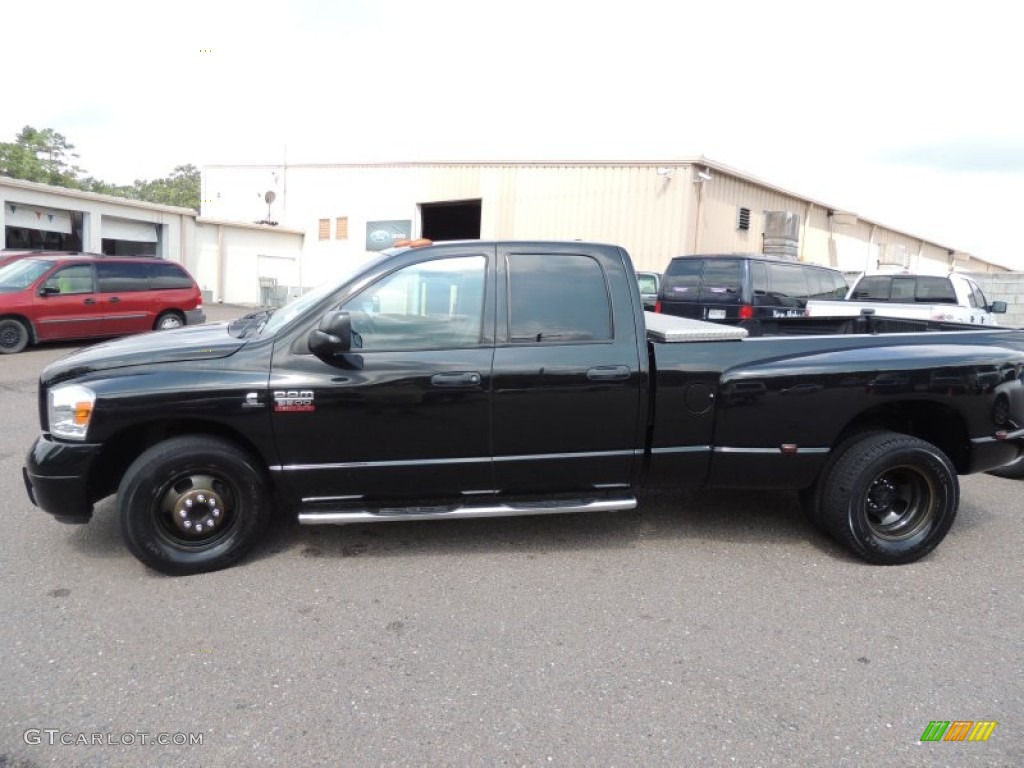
(587, 365, 631, 381)
(109, 296, 121, 303)
(83, 298, 96, 305)
(430, 372, 482, 388)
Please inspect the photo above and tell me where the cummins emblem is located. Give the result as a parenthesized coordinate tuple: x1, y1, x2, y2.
(273, 390, 315, 412)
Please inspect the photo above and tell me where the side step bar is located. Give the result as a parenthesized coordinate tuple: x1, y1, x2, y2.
(298, 495, 637, 525)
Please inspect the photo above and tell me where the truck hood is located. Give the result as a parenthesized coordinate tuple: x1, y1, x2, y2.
(41, 323, 248, 386)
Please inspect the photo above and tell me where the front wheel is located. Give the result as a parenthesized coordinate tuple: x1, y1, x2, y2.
(819, 431, 958, 565)
(0, 317, 30, 354)
(119, 436, 272, 575)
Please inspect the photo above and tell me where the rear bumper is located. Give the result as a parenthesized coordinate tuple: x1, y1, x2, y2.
(23, 435, 103, 523)
(185, 308, 206, 326)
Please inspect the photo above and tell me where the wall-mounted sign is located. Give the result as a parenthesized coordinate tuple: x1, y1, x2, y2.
(365, 220, 411, 251)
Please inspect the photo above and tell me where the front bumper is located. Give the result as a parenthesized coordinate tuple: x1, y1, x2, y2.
(23, 435, 103, 523)
(185, 308, 207, 326)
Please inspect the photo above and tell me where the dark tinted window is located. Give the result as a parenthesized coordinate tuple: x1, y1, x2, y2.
(750, 261, 769, 297)
(767, 263, 810, 306)
(851, 276, 892, 300)
(508, 253, 611, 343)
(97, 262, 148, 292)
(698, 260, 742, 303)
(662, 258, 703, 299)
(149, 261, 195, 289)
(914, 277, 957, 304)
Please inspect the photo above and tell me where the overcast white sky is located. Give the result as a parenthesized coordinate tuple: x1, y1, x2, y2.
(4, 0, 1022, 268)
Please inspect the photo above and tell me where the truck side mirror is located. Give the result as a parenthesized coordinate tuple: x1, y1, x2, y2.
(309, 311, 353, 359)
(990, 301, 1007, 314)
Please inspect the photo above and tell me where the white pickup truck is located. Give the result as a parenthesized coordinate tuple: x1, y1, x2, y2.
(805, 272, 1008, 325)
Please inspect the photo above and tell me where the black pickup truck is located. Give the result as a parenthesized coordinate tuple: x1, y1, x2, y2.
(23, 241, 1024, 574)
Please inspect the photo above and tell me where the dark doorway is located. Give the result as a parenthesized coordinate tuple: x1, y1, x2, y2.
(420, 199, 481, 241)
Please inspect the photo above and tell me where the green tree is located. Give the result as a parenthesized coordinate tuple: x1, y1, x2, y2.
(1, 127, 200, 212)
(131, 164, 201, 210)
(0, 126, 84, 187)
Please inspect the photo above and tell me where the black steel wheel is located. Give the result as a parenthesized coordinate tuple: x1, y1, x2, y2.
(0, 317, 30, 354)
(820, 431, 958, 564)
(154, 311, 185, 331)
(119, 435, 271, 575)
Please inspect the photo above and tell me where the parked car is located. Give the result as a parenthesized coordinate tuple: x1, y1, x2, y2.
(0, 254, 205, 354)
(655, 254, 848, 322)
(636, 271, 662, 310)
(805, 271, 1007, 326)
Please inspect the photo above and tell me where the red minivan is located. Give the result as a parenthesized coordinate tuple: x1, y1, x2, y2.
(0, 254, 205, 353)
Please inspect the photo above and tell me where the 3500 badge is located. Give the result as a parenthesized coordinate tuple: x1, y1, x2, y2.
(273, 390, 315, 412)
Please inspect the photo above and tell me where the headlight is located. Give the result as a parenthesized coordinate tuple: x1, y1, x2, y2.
(49, 384, 96, 441)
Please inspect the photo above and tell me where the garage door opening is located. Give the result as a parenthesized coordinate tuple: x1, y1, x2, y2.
(420, 200, 481, 241)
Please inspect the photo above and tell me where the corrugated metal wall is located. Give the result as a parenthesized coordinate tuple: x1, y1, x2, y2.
(203, 161, 1007, 281)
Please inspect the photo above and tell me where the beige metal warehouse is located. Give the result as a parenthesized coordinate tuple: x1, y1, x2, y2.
(202, 157, 1008, 282)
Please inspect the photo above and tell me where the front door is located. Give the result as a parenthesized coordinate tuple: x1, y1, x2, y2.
(33, 264, 102, 341)
(270, 246, 496, 504)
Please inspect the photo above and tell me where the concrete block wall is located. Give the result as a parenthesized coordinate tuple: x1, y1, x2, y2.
(966, 272, 1024, 327)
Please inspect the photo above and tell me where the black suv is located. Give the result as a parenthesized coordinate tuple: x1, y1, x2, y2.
(655, 253, 849, 323)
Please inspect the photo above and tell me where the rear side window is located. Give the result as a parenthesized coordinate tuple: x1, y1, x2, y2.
(508, 253, 611, 343)
(97, 262, 148, 292)
(148, 262, 195, 289)
(767, 263, 810, 305)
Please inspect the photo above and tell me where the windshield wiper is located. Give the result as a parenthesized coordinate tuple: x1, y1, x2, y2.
(228, 308, 276, 339)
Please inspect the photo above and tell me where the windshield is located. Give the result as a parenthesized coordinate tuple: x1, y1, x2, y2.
(0, 259, 51, 289)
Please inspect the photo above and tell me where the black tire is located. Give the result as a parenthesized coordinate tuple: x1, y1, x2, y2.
(986, 455, 1024, 480)
(799, 430, 889, 533)
(819, 431, 958, 565)
(154, 311, 185, 331)
(119, 435, 271, 575)
(0, 317, 30, 354)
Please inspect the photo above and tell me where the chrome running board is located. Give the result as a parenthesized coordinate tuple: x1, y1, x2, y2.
(297, 495, 637, 525)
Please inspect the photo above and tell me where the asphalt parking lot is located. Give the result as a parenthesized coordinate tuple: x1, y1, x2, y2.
(1, 307, 1021, 767)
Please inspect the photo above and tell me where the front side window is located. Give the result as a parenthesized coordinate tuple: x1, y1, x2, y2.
(969, 282, 988, 310)
(341, 254, 486, 350)
(44, 265, 94, 295)
(508, 253, 611, 343)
